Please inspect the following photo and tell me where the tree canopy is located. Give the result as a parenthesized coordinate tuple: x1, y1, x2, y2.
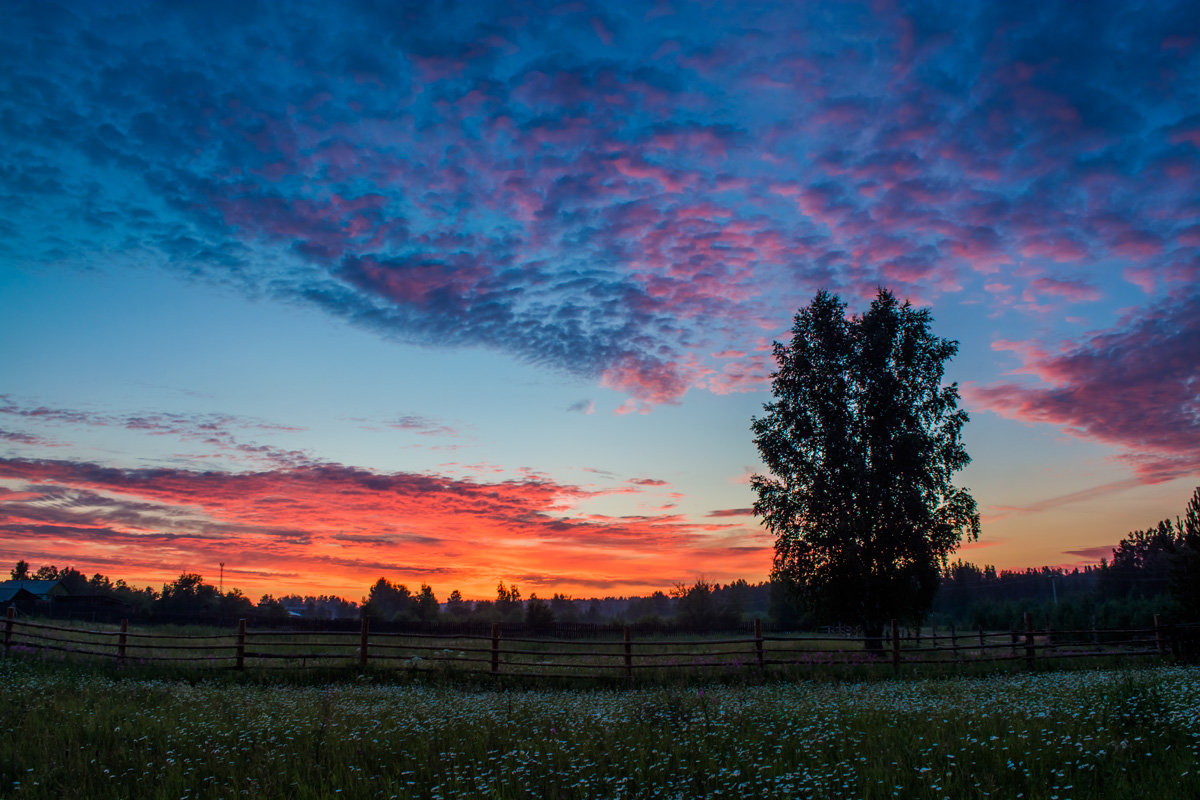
(1173, 487, 1200, 617)
(752, 289, 979, 646)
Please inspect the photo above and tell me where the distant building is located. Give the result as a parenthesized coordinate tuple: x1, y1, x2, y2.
(0, 580, 66, 614)
(0, 579, 68, 602)
(281, 603, 306, 618)
(0, 587, 42, 614)
(0, 579, 130, 618)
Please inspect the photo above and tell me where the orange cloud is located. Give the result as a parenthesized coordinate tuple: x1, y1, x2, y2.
(0, 458, 770, 600)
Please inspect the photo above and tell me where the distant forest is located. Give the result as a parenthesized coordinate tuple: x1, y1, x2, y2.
(8, 487, 1198, 632)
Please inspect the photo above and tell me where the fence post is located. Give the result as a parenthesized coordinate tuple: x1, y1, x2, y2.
(118, 619, 128, 665)
(1153, 614, 1164, 655)
(624, 626, 633, 680)
(491, 623, 500, 675)
(951, 624, 959, 663)
(754, 618, 764, 670)
(1047, 619, 1055, 656)
(890, 619, 900, 672)
(360, 616, 369, 669)
(1024, 612, 1034, 670)
(4, 607, 13, 656)
(978, 626, 985, 649)
(236, 618, 246, 670)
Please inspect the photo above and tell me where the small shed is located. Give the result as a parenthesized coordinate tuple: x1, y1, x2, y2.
(0, 579, 69, 601)
(0, 586, 41, 614)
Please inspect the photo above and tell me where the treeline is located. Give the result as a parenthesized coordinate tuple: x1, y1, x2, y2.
(360, 577, 778, 631)
(6, 560, 781, 630)
(6, 562, 327, 619)
(932, 486, 1200, 631)
(7, 562, 362, 621)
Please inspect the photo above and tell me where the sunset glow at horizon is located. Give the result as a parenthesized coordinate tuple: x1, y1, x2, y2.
(2, 0, 1198, 603)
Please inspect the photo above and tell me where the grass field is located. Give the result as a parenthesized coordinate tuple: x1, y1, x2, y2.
(1, 656, 1197, 800)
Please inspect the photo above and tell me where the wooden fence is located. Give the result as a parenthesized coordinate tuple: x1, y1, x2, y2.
(2, 608, 1190, 680)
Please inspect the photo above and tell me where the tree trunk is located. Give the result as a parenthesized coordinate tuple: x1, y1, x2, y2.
(862, 620, 886, 655)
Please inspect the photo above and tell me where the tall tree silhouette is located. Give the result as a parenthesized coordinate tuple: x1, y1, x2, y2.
(1169, 487, 1200, 617)
(752, 289, 979, 649)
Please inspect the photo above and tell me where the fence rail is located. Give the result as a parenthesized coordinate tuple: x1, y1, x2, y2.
(2, 608, 1193, 679)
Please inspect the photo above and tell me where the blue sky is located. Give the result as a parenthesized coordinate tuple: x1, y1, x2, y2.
(1, 0, 1197, 599)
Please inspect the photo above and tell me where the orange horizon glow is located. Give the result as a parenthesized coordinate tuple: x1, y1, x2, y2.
(0, 457, 773, 602)
(1, 455, 1136, 605)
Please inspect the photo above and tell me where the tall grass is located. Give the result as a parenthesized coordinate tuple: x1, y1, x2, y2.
(1, 656, 1196, 799)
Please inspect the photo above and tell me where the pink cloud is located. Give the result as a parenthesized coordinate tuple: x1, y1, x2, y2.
(590, 17, 614, 46)
(0, 398, 309, 468)
(706, 354, 772, 395)
(601, 355, 697, 406)
(1019, 237, 1089, 263)
(1161, 35, 1198, 54)
(1062, 545, 1118, 561)
(966, 291, 1200, 482)
(336, 254, 490, 310)
(1168, 121, 1200, 147)
(707, 508, 753, 518)
(1023, 277, 1102, 304)
(948, 235, 1011, 274)
(1122, 266, 1158, 294)
(609, 155, 691, 194)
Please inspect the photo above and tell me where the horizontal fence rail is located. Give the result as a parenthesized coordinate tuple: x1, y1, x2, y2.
(2, 608, 1194, 679)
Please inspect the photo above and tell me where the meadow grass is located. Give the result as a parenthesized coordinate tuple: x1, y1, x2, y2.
(0, 654, 1196, 799)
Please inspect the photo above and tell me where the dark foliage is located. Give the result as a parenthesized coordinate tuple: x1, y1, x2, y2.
(362, 577, 415, 621)
(1169, 488, 1200, 618)
(524, 593, 554, 630)
(158, 572, 254, 617)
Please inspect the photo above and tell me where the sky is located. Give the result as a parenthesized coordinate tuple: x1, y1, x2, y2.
(1, 0, 1198, 602)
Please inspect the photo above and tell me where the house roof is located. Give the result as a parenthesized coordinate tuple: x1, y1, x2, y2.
(0, 579, 67, 599)
(0, 586, 40, 603)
